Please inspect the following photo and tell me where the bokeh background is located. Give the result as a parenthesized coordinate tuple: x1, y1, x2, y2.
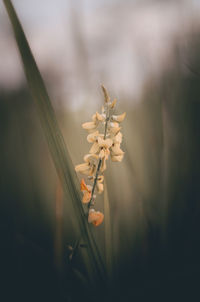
(1, 0, 200, 301)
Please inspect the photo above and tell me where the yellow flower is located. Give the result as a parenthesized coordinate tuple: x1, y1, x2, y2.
(88, 209, 104, 226)
(80, 179, 92, 203)
(75, 154, 99, 176)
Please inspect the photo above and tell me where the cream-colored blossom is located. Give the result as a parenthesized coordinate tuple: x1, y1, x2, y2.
(88, 209, 104, 226)
(98, 137, 113, 160)
(87, 131, 100, 143)
(75, 154, 98, 176)
(89, 137, 113, 160)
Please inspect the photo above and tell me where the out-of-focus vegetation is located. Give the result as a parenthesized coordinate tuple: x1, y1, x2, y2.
(1, 1, 200, 301)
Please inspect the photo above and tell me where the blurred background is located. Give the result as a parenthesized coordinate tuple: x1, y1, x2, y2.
(1, 0, 200, 301)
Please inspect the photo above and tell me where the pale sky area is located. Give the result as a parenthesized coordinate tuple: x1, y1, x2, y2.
(1, 0, 200, 109)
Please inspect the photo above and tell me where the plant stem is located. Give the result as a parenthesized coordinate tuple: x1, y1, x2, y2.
(87, 107, 109, 211)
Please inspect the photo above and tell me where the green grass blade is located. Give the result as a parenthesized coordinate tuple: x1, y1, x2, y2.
(3, 0, 105, 282)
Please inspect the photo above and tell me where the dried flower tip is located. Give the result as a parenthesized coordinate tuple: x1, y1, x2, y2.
(112, 112, 126, 123)
(101, 85, 110, 103)
(88, 209, 104, 226)
(111, 154, 124, 162)
(110, 98, 117, 109)
(96, 112, 105, 121)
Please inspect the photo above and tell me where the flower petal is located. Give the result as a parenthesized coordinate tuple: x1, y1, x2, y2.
(75, 163, 90, 173)
(80, 179, 88, 192)
(99, 149, 105, 159)
(109, 127, 121, 135)
(88, 209, 104, 226)
(89, 142, 100, 154)
(82, 191, 91, 203)
(87, 131, 99, 143)
(97, 182, 104, 194)
(111, 154, 124, 162)
(84, 154, 99, 163)
(113, 132, 122, 144)
(97, 175, 104, 183)
(100, 158, 107, 172)
(110, 98, 117, 109)
(111, 143, 124, 155)
(112, 112, 126, 122)
(82, 121, 97, 131)
(96, 112, 105, 121)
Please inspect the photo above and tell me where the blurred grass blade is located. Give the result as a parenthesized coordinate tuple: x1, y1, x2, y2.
(3, 0, 105, 281)
(104, 179, 113, 279)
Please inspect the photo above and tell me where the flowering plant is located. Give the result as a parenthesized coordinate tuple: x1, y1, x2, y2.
(75, 86, 126, 226)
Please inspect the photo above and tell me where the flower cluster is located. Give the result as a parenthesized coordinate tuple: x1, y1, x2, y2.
(75, 86, 126, 226)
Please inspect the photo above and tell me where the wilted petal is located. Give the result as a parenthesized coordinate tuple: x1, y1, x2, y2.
(97, 182, 104, 194)
(98, 137, 113, 148)
(87, 131, 99, 143)
(97, 175, 104, 183)
(96, 112, 105, 121)
(89, 142, 100, 154)
(100, 158, 107, 172)
(104, 148, 110, 160)
(75, 163, 90, 174)
(82, 191, 91, 203)
(111, 143, 124, 155)
(112, 112, 126, 122)
(113, 132, 122, 144)
(84, 154, 99, 163)
(82, 121, 98, 131)
(88, 209, 104, 226)
(99, 149, 105, 159)
(109, 122, 119, 128)
(111, 154, 124, 162)
(109, 127, 121, 135)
